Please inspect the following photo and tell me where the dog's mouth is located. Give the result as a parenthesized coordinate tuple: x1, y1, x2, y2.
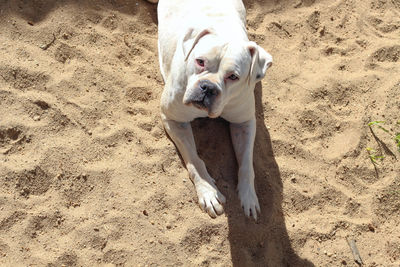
(185, 94, 216, 115)
(183, 81, 221, 116)
(183, 89, 215, 111)
(186, 100, 220, 118)
(190, 100, 208, 110)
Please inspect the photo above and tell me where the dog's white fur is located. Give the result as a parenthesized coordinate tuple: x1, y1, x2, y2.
(153, 0, 272, 220)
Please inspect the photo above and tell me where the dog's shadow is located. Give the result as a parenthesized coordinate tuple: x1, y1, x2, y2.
(192, 83, 314, 266)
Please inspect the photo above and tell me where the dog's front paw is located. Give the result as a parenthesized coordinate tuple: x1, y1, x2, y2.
(238, 182, 260, 220)
(196, 179, 226, 218)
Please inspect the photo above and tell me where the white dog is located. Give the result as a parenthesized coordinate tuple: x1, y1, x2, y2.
(153, 0, 272, 220)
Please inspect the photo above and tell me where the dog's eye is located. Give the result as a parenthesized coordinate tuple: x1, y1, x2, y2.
(227, 74, 239, 81)
(196, 59, 205, 67)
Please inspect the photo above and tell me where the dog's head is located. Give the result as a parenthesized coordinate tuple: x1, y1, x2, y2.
(181, 28, 272, 118)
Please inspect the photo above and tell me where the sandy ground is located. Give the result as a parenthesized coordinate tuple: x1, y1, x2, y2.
(1, 0, 400, 266)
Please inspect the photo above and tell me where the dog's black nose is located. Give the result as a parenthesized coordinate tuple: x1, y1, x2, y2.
(199, 80, 218, 96)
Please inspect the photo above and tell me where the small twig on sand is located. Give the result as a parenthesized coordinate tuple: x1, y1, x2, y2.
(123, 35, 131, 48)
(40, 33, 56, 50)
(347, 238, 363, 266)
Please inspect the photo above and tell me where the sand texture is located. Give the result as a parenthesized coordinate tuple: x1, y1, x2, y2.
(1, 0, 400, 266)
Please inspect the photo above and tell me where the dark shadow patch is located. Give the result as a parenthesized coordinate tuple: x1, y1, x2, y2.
(34, 100, 50, 110)
(6, 166, 53, 196)
(0, 211, 27, 232)
(125, 86, 153, 103)
(54, 43, 83, 63)
(0, 0, 59, 24)
(0, 0, 158, 25)
(0, 126, 28, 155)
(25, 211, 64, 238)
(0, 65, 49, 91)
(47, 251, 78, 267)
(53, 171, 109, 207)
(374, 179, 400, 222)
(370, 45, 400, 63)
(0, 127, 23, 147)
(180, 224, 222, 253)
(82, 235, 107, 251)
(103, 249, 130, 266)
(192, 82, 314, 266)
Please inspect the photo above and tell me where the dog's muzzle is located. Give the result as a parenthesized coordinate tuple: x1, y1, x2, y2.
(185, 80, 220, 111)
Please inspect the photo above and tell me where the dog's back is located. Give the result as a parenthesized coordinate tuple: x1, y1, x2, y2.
(157, 0, 248, 80)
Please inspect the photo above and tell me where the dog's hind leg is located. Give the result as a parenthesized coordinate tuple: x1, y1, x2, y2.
(162, 117, 226, 218)
(230, 118, 260, 220)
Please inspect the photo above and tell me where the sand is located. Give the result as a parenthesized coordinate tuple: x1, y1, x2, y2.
(0, 0, 399, 266)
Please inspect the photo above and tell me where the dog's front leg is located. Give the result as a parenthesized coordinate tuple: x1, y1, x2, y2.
(162, 117, 226, 218)
(230, 118, 260, 220)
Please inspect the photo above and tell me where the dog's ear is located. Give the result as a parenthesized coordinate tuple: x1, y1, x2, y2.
(182, 28, 211, 61)
(247, 42, 273, 85)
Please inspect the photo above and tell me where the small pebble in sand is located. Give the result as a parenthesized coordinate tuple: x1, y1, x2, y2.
(368, 223, 375, 232)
